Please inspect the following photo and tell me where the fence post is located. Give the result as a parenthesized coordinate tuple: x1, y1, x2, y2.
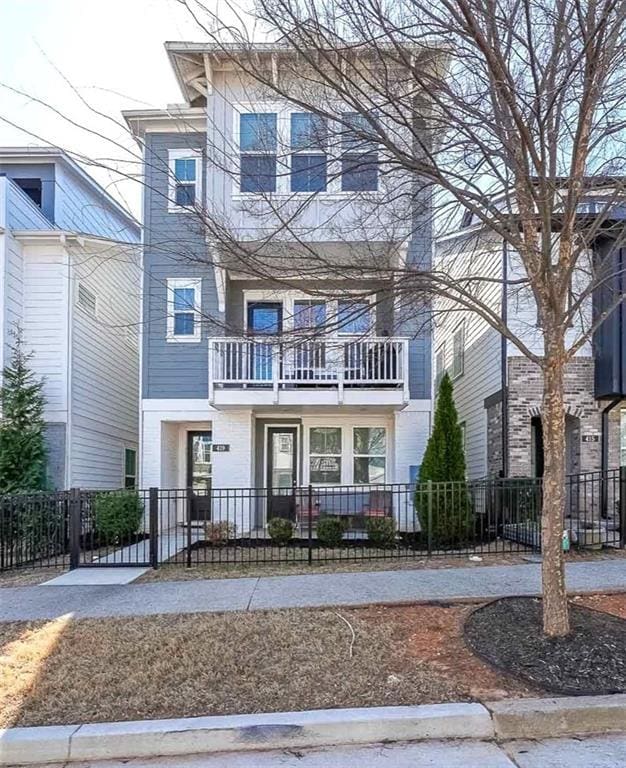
(427, 479, 433, 556)
(69, 488, 81, 570)
(186, 487, 193, 568)
(149, 488, 159, 569)
(307, 484, 313, 566)
(619, 467, 626, 549)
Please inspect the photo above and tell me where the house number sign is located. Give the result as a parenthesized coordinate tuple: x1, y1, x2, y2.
(581, 434, 599, 443)
(212, 444, 230, 452)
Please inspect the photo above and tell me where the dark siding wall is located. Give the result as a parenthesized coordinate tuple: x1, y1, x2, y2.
(142, 131, 223, 399)
(0, 162, 55, 222)
(593, 239, 626, 399)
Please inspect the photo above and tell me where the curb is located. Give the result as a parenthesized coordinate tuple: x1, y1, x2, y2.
(0, 704, 492, 765)
(487, 693, 626, 739)
(1, 695, 625, 765)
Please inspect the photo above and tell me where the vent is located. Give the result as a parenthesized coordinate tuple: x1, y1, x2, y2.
(77, 283, 97, 316)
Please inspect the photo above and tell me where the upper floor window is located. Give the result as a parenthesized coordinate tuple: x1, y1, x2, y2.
(167, 278, 201, 342)
(337, 299, 371, 335)
(290, 113, 327, 192)
(168, 149, 202, 211)
(451, 322, 465, 379)
(239, 113, 277, 193)
(341, 113, 378, 192)
(14, 178, 42, 208)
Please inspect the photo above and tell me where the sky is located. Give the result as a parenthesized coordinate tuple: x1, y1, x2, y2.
(0, 0, 216, 217)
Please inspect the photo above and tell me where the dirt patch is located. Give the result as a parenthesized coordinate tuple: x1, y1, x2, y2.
(464, 596, 626, 696)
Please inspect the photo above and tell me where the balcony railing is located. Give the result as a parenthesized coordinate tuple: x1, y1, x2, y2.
(208, 337, 409, 403)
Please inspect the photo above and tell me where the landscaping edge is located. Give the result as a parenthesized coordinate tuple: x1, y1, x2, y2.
(1, 695, 625, 765)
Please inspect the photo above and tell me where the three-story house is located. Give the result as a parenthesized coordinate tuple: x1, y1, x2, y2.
(125, 42, 432, 532)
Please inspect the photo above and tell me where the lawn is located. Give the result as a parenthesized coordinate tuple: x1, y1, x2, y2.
(1, 595, 623, 729)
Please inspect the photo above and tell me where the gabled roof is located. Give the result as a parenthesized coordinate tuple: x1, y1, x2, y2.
(0, 146, 140, 233)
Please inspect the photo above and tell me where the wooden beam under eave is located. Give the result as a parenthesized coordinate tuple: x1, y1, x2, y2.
(203, 54, 213, 94)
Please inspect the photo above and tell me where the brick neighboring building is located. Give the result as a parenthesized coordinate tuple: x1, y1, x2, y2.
(434, 207, 625, 504)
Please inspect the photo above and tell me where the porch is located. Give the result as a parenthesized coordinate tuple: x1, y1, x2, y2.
(208, 337, 410, 407)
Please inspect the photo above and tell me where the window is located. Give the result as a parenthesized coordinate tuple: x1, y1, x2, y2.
(167, 278, 201, 342)
(293, 300, 326, 330)
(124, 448, 137, 489)
(290, 113, 327, 192)
(77, 282, 97, 316)
(459, 422, 466, 450)
(239, 113, 277, 193)
(435, 343, 446, 389)
(353, 427, 386, 484)
(337, 299, 371, 335)
(341, 112, 378, 192)
(451, 323, 465, 379)
(15, 178, 42, 208)
(168, 150, 202, 210)
(309, 427, 342, 484)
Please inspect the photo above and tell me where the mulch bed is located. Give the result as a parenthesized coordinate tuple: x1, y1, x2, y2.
(464, 596, 626, 696)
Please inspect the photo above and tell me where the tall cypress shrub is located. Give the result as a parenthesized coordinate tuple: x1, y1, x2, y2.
(416, 373, 470, 546)
(0, 327, 48, 493)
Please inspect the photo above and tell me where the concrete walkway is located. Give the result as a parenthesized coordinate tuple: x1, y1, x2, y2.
(34, 735, 626, 768)
(1, 559, 624, 621)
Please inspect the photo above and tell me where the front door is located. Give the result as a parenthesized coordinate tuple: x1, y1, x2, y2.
(187, 431, 212, 522)
(247, 302, 282, 381)
(267, 427, 297, 521)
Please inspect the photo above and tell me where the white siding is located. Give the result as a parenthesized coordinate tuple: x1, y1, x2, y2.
(22, 246, 69, 418)
(434, 230, 504, 478)
(69, 240, 140, 487)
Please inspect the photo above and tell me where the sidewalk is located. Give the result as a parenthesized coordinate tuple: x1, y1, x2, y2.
(1, 559, 624, 622)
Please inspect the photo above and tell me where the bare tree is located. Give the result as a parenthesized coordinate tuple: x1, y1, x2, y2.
(4, 0, 626, 637)
(168, 0, 626, 636)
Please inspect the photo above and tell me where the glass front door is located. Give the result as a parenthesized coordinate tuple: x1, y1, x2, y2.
(187, 431, 212, 522)
(267, 427, 297, 521)
(247, 302, 282, 381)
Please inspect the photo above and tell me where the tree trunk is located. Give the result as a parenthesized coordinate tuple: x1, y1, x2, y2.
(540, 338, 571, 637)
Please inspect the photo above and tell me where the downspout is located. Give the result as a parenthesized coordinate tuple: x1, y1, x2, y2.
(501, 240, 509, 477)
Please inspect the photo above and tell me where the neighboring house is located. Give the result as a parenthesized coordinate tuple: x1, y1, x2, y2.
(434, 198, 626, 483)
(124, 42, 433, 531)
(0, 147, 141, 489)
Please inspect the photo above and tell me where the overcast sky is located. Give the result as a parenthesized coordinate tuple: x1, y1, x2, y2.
(0, 0, 215, 217)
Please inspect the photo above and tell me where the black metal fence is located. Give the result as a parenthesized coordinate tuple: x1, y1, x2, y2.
(1, 471, 624, 572)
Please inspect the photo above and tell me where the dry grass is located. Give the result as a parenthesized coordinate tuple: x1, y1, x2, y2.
(0, 568, 64, 587)
(137, 546, 626, 583)
(3, 595, 623, 728)
(0, 602, 535, 729)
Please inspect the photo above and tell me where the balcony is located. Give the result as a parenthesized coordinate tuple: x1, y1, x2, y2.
(208, 337, 410, 408)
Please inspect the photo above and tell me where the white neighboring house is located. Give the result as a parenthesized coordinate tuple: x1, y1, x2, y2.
(434, 201, 625, 483)
(0, 147, 141, 490)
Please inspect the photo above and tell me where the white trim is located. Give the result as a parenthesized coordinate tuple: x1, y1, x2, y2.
(451, 320, 465, 380)
(167, 148, 203, 213)
(166, 278, 202, 343)
(242, 288, 376, 335)
(263, 422, 302, 488)
(232, 103, 381, 199)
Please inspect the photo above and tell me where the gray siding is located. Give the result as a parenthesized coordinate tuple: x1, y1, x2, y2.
(142, 132, 223, 399)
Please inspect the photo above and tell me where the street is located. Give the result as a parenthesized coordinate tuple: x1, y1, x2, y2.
(40, 734, 626, 767)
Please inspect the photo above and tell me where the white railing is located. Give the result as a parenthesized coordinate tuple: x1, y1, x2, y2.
(209, 337, 410, 402)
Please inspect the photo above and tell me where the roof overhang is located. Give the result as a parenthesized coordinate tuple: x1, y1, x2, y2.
(122, 107, 206, 140)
